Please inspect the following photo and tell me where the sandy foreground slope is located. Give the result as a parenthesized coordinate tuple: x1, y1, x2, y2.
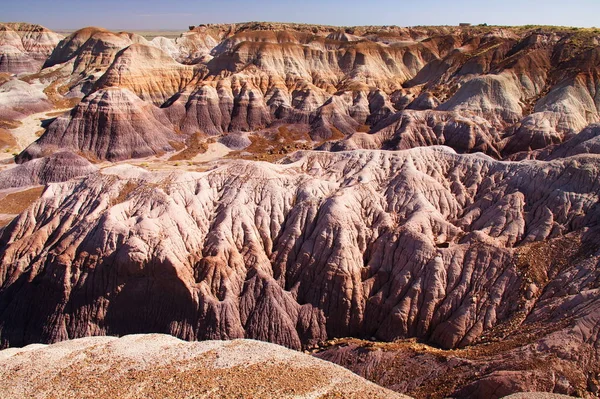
(0, 334, 409, 399)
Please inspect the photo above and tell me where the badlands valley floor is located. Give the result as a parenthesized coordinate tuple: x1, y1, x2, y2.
(0, 21, 600, 398)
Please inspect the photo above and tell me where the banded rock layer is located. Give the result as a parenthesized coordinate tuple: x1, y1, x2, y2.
(0, 23, 62, 74)
(20, 88, 179, 161)
(0, 152, 97, 189)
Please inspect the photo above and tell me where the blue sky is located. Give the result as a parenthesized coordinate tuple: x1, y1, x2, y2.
(1, 0, 598, 30)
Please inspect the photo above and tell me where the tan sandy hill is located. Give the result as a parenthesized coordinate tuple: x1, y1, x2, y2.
(0, 334, 409, 399)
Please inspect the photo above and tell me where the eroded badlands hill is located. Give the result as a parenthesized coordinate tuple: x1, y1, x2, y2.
(1, 22, 600, 399)
(0, 23, 62, 74)
(0, 23, 598, 165)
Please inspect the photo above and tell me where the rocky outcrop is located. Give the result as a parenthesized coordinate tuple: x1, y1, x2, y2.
(151, 29, 219, 64)
(322, 109, 501, 157)
(0, 334, 408, 399)
(39, 27, 150, 98)
(315, 331, 590, 398)
(43, 27, 147, 71)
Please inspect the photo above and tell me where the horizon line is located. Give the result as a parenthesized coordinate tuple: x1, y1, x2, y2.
(4, 20, 596, 32)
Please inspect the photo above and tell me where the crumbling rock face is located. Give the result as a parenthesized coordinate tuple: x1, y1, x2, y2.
(315, 324, 594, 398)
(43, 27, 147, 72)
(315, 223, 600, 398)
(38, 27, 151, 97)
(151, 30, 219, 64)
(323, 109, 501, 157)
(1, 148, 599, 356)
